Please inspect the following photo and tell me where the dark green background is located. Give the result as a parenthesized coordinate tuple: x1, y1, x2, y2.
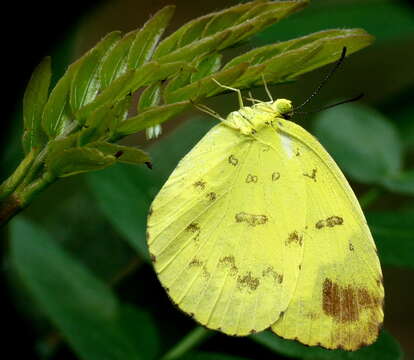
(1, 0, 413, 359)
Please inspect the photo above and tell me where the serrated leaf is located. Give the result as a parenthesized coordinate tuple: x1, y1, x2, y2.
(367, 209, 414, 268)
(22, 56, 51, 153)
(191, 53, 222, 83)
(127, 5, 175, 69)
(225, 28, 374, 88)
(251, 329, 402, 360)
(164, 70, 192, 96)
(99, 31, 137, 89)
(87, 142, 150, 165)
(164, 63, 248, 103)
(42, 66, 75, 138)
(119, 61, 189, 100)
(78, 61, 187, 122)
(381, 170, 414, 196)
(11, 218, 153, 360)
(153, 0, 308, 59)
(47, 133, 80, 158)
(137, 82, 162, 112)
(46, 147, 115, 177)
(313, 103, 402, 184)
(154, 31, 231, 64)
(70, 31, 121, 113)
(79, 96, 132, 145)
(76, 70, 134, 121)
(115, 101, 190, 137)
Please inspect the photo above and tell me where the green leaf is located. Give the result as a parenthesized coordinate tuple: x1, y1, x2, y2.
(251, 329, 402, 360)
(225, 28, 374, 88)
(367, 209, 414, 268)
(127, 5, 175, 69)
(115, 101, 190, 137)
(313, 103, 402, 184)
(119, 61, 189, 100)
(42, 66, 75, 138)
(380, 170, 414, 196)
(11, 218, 156, 360)
(155, 30, 231, 64)
(87, 117, 215, 258)
(119, 305, 160, 360)
(178, 352, 251, 360)
(164, 63, 248, 103)
(46, 147, 115, 177)
(22, 56, 51, 153)
(137, 82, 162, 112)
(70, 31, 121, 113)
(78, 61, 187, 122)
(99, 31, 137, 89)
(153, 0, 308, 60)
(87, 142, 150, 165)
(79, 96, 131, 145)
(191, 53, 222, 83)
(76, 70, 134, 121)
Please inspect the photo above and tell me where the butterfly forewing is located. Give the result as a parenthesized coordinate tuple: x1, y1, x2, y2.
(148, 122, 308, 335)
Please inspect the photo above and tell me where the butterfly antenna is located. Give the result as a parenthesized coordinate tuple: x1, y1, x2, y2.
(293, 47, 347, 112)
(295, 93, 364, 115)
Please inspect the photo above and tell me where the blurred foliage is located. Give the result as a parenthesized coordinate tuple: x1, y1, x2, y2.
(2, 0, 414, 360)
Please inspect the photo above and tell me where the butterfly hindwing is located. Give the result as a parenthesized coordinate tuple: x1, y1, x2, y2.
(270, 120, 384, 350)
(148, 122, 308, 335)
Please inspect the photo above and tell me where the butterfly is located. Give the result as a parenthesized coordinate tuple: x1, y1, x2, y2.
(146, 48, 384, 351)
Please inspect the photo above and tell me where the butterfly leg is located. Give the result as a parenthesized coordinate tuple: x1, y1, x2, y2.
(212, 78, 244, 108)
(261, 74, 274, 102)
(191, 100, 240, 131)
(245, 90, 263, 104)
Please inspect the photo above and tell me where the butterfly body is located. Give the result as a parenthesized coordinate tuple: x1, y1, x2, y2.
(147, 98, 384, 350)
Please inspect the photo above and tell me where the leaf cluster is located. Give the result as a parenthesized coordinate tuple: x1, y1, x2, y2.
(16, 0, 373, 183)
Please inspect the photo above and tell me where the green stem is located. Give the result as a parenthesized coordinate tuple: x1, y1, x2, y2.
(0, 149, 36, 201)
(160, 327, 213, 360)
(359, 187, 383, 210)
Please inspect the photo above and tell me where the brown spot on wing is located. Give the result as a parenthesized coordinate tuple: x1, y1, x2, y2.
(272, 172, 280, 181)
(303, 168, 317, 182)
(235, 212, 268, 226)
(148, 206, 153, 216)
(262, 266, 283, 284)
(193, 180, 206, 190)
(186, 223, 200, 233)
(189, 258, 203, 267)
(285, 231, 303, 246)
(206, 192, 217, 201)
(349, 243, 354, 251)
(322, 278, 382, 323)
(228, 154, 238, 166)
(219, 255, 238, 276)
(246, 174, 258, 183)
(150, 253, 156, 263)
(316, 216, 343, 229)
(237, 271, 260, 291)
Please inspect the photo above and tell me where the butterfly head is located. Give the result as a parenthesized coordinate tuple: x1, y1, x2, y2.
(270, 99, 293, 120)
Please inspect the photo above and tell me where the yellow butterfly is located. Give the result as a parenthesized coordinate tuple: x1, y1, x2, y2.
(146, 52, 384, 351)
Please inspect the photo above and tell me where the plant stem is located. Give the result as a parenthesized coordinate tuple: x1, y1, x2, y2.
(359, 187, 383, 210)
(0, 193, 23, 226)
(160, 327, 213, 360)
(0, 150, 36, 201)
